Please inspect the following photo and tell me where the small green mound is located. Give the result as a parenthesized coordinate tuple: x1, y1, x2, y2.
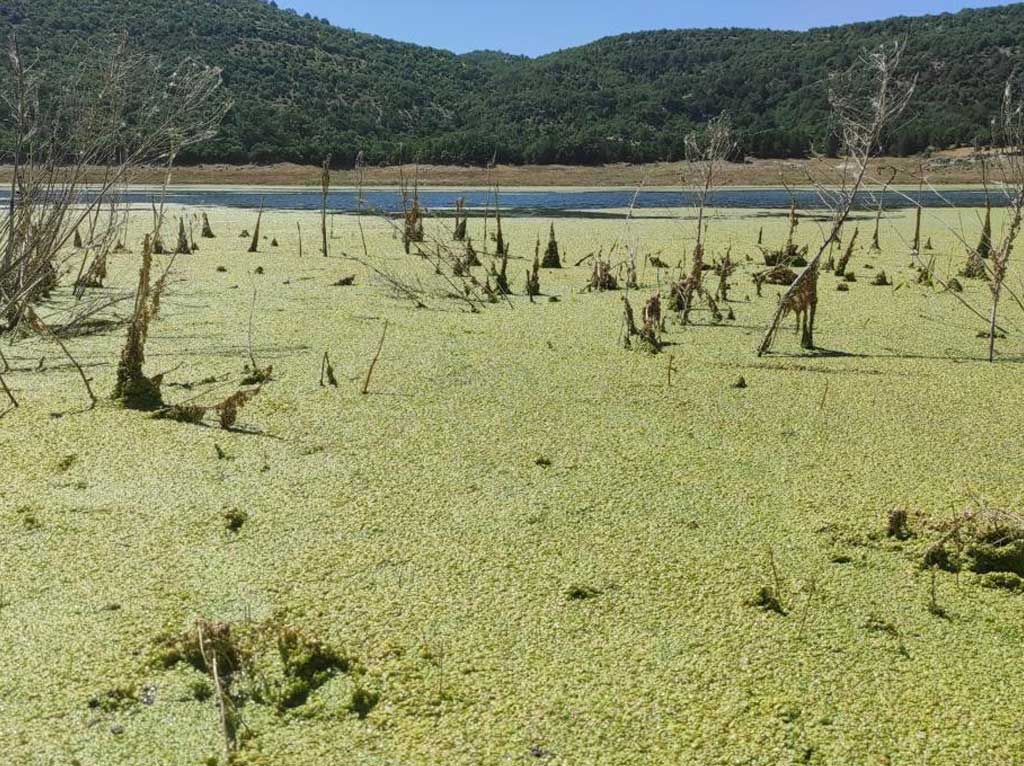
(20, 509, 42, 530)
(152, 621, 243, 676)
(56, 454, 77, 473)
(922, 542, 959, 573)
(631, 334, 662, 355)
(224, 508, 248, 532)
(241, 365, 274, 386)
(863, 615, 899, 638)
(154, 405, 206, 425)
(189, 678, 214, 701)
(566, 585, 601, 602)
(886, 508, 911, 541)
(976, 329, 1007, 340)
(115, 376, 164, 412)
(745, 586, 786, 615)
(348, 687, 380, 719)
(154, 620, 359, 721)
(978, 572, 1023, 592)
(966, 541, 1024, 578)
(88, 685, 138, 713)
(267, 627, 351, 711)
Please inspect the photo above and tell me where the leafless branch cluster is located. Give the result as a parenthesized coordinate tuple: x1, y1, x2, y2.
(981, 78, 1024, 360)
(886, 76, 1024, 361)
(671, 114, 735, 325)
(349, 167, 500, 312)
(758, 41, 916, 355)
(0, 33, 230, 334)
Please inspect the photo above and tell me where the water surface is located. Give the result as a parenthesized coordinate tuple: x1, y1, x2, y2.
(3, 187, 1004, 216)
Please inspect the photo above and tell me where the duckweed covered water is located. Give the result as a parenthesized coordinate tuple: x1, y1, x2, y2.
(1, 205, 1022, 765)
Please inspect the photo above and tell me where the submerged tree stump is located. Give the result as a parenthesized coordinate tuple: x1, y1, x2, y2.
(453, 197, 467, 242)
(248, 202, 264, 254)
(201, 213, 216, 239)
(175, 218, 191, 255)
(542, 223, 562, 268)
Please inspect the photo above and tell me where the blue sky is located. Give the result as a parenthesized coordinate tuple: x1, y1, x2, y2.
(280, 0, 1013, 56)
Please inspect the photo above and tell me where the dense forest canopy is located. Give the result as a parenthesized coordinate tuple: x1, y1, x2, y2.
(1, 0, 1022, 167)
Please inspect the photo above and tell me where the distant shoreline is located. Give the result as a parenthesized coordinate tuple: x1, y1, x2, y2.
(0, 153, 990, 189)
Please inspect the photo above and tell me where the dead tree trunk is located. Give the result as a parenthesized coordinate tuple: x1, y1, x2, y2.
(495, 210, 506, 257)
(716, 248, 733, 303)
(453, 197, 467, 241)
(175, 217, 190, 255)
(248, 200, 263, 254)
(977, 199, 993, 259)
(321, 157, 330, 257)
(542, 222, 561, 268)
(835, 228, 859, 277)
(525, 251, 541, 300)
(680, 243, 705, 325)
(201, 212, 215, 238)
(987, 193, 1023, 362)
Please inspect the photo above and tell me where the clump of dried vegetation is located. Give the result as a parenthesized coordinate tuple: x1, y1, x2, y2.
(760, 202, 807, 267)
(621, 294, 662, 353)
(452, 197, 467, 242)
(833, 227, 860, 277)
(916, 503, 1024, 586)
(753, 264, 798, 296)
(155, 386, 263, 430)
(345, 165, 493, 313)
(587, 258, 618, 292)
(201, 212, 216, 239)
(151, 617, 373, 760)
(401, 178, 425, 254)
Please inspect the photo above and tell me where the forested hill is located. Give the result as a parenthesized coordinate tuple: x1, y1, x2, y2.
(1, 0, 1023, 166)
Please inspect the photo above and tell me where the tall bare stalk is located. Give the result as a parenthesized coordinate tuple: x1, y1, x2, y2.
(870, 166, 898, 251)
(983, 81, 1024, 362)
(321, 157, 331, 257)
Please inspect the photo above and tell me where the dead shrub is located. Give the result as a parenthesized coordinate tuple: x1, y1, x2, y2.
(587, 260, 618, 291)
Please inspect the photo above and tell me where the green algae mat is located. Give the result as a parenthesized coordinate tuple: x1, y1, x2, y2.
(2, 205, 1023, 765)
